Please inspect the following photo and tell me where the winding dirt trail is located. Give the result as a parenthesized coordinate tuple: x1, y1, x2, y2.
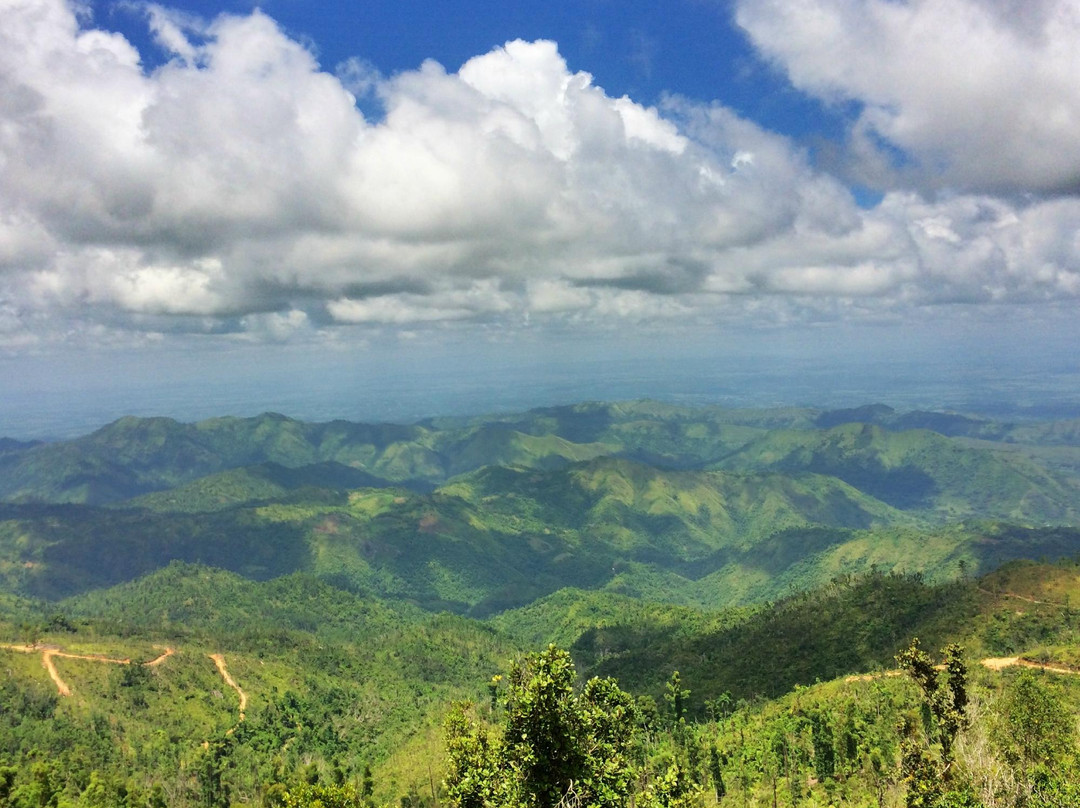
(0, 642, 168, 697)
(40, 650, 72, 696)
(846, 656, 1080, 684)
(980, 657, 1080, 675)
(1, 643, 129, 696)
(146, 646, 175, 667)
(37, 648, 129, 697)
(209, 653, 247, 722)
(844, 670, 903, 683)
(0, 642, 38, 655)
(2, 642, 249, 735)
(0, 642, 248, 734)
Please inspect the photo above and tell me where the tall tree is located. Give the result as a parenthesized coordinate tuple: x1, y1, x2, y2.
(444, 646, 640, 808)
(895, 639, 970, 807)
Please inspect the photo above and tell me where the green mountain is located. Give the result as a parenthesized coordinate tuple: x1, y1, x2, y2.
(0, 400, 901, 506)
(710, 422, 1080, 519)
(5, 400, 1080, 515)
(443, 456, 909, 542)
(4, 556, 1080, 808)
(0, 453, 919, 609)
(3, 469, 1077, 618)
(0, 412, 614, 505)
(6, 399, 1080, 808)
(434, 422, 616, 476)
(0, 562, 520, 806)
(0, 501, 318, 600)
(0, 414, 437, 504)
(122, 461, 418, 513)
(816, 402, 1080, 446)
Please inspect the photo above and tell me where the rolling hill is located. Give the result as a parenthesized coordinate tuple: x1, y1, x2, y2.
(4, 556, 1080, 807)
(2, 399, 1080, 805)
(2, 455, 1079, 615)
(4, 400, 1080, 515)
(122, 461, 421, 513)
(710, 421, 1080, 520)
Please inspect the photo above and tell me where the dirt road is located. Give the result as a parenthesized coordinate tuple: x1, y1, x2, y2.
(977, 587, 1066, 608)
(0, 643, 133, 696)
(146, 647, 175, 667)
(209, 653, 247, 720)
(979, 657, 1080, 675)
(0, 642, 249, 729)
(845, 655, 1080, 684)
(0, 642, 181, 696)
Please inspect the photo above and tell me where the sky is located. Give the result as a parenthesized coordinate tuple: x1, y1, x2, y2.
(2, 0, 1080, 435)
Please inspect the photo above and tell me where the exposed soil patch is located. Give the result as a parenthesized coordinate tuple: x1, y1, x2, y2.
(980, 656, 1080, 675)
(209, 653, 247, 721)
(1, 641, 169, 696)
(146, 646, 175, 667)
(2, 642, 248, 732)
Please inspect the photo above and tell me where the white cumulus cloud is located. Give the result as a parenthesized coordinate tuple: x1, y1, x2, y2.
(734, 0, 1080, 194)
(0, 0, 1079, 353)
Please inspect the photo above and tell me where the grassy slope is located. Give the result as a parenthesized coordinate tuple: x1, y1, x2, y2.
(120, 461, 418, 513)
(443, 457, 909, 539)
(487, 586, 751, 649)
(3, 454, 1080, 613)
(711, 422, 1080, 521)
(0, 564, 522, 805)
(4, 559, 1080, 805)
(566, 557, 1080, 708)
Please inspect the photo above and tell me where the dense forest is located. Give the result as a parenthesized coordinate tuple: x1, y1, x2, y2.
(2, 401, 1080, 807)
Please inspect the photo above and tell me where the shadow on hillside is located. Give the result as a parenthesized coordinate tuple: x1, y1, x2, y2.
(18, 505, 312, 600)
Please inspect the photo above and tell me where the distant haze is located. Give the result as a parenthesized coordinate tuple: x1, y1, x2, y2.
(5, 326, 1078, 439)
(2, 1, 1079, 435)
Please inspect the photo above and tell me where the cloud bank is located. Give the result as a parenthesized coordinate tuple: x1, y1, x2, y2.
(735, 0, 1080, 195)
(1, 0, 1079, 351)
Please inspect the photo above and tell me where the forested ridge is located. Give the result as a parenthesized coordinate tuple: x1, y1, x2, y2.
(2, 401, 1080, 807)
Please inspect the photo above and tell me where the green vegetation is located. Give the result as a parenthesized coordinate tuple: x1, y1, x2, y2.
(123, 462, 417, 514)
(5, 401, 1080, 517)
(1, 558, 1080, 806)
(1, 400, 1080, 805)
(445, 646, 643, 808)
(3, 463, 1079, 610)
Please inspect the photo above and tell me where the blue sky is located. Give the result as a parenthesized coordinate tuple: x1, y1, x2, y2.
(2, 0, 1080, 434)
(96, 1, 772, 108)
(90, 0, 853, 166)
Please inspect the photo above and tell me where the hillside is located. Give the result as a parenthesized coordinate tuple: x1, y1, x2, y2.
(2, 400, 1080, 805)
(0, 414, 439, 504)
(6, 400, 1080, 508)
(442, 456, 908, 539)
(122, 461, 421, 513)
(576, 570, 978, 703)
(0, 502, 313, 599)
(710, 422, 1080, 520)
(3, 456, 1080, 612)
(3, 560, 1080, 807)
(486, 586, 750, 649)
(0, 563, 520, 805)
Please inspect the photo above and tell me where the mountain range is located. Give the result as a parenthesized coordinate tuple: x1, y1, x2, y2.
(2, 399, 1080, 806)
(2, 400, 1079, 609)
